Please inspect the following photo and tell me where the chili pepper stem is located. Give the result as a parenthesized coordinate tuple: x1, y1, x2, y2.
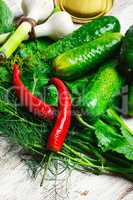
(0, 22, 32, 59)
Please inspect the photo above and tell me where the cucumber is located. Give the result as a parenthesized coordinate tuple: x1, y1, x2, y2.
(53, 33, 122, 80)
(77, 60, 123, 121)
(43, 16, 120, 60)
(120, 25, 133, 70)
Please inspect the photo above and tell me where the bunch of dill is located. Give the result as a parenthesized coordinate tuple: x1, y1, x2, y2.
(0, 38, 132, 182)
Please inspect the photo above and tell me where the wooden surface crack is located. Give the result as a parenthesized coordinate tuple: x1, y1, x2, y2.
(117, 185, 133, 200)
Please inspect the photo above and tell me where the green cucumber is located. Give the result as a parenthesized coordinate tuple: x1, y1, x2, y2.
(53, 33, 122, 80)
(120, 25, 133, 70)
(43, 16, 120, 60)
(77, 60, 123, 121)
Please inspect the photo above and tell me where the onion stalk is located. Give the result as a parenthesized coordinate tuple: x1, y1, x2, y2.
(0, 0, 54, 59)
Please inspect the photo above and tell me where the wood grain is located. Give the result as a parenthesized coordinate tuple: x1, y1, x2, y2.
(0, 0, 132, 200)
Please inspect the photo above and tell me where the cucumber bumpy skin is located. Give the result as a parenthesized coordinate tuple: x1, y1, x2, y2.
(43, 16, 120, 60)
(53, 33, 122, 80)
(77, 60, 123, 121)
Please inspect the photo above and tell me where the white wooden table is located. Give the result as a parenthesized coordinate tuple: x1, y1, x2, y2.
(0, 0, 133, 200)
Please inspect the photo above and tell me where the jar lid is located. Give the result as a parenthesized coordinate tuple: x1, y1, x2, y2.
(55, 0, 113, 23)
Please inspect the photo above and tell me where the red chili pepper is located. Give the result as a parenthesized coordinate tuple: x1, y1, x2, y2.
(47, 77, 72, 152)
(13, 64, 55, 121)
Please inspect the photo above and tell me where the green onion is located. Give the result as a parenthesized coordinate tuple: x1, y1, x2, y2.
(0, 0, 54, 59)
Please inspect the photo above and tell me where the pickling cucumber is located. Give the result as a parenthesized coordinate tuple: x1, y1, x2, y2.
(78, 60, 123, 121)
(53, 33, 122, 80)
(120, 25, 133, 70)
(43, 16, 120, 60)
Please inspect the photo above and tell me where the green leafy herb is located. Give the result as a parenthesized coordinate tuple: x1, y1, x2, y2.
(95, 119, 133, 160)
(0, 0, 14, 33)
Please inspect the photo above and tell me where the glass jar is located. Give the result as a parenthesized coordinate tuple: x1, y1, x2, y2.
(55, 0, 113, 23)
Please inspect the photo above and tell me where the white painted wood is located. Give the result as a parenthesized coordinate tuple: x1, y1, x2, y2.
(0, 0, 132, 200)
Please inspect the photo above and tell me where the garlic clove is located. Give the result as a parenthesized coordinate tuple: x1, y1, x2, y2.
(48, 11, 74, 40)
(22, 0, 54, 22)
(35, 11, 74, 40)
(35, 22, 51, 38)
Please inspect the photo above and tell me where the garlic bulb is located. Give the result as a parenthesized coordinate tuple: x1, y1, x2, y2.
(35, 11, 74, 40)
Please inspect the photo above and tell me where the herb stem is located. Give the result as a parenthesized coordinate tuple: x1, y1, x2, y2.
(71, 139, 105, 164)
(76, 114, 95, 130)
(32, 76, 38, 95)
(8, 110, 43, 127)
(108, 108, 133, 135)
(63, 143, 95, 167)
(60, 150, 133, 175)
(28, 146, 44, 156)
(31, 144, 43, 150)
(40, 152, 53, 186)
(58, 151, 93, 167)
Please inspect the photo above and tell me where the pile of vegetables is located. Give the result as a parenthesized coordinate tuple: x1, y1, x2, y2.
(0, 0, 133, 183)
